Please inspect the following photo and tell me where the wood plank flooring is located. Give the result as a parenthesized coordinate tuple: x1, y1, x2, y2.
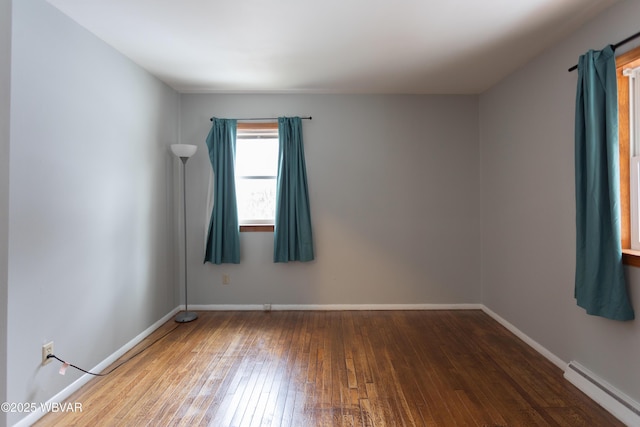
(35, 310, 623, 426)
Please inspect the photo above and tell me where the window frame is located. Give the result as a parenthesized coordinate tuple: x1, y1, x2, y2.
(616, 45, 640, 265)
(235, 122, 278, 233)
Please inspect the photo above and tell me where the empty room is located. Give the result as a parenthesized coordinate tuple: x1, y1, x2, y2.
(2, 0, 640, 426)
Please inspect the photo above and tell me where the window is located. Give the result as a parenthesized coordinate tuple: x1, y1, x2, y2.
(624, 66, 640, 250)
(235, 122, 278, 231)
(617, 45, 640, 265)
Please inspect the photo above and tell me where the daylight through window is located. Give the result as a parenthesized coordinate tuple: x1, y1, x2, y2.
(617, 44, 640, 265)
(235, 123, 279, 226)
(624, 66, 640, 249)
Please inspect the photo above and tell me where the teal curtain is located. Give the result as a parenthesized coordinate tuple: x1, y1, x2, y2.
(204, 118, 240, 264)
(274, 117, 315, 262)
(574, 46, 634, 320)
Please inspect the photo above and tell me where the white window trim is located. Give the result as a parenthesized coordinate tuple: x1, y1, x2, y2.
(240, 219, 275, 226)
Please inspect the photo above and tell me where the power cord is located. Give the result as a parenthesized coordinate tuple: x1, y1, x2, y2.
(46, 323, 182, 377)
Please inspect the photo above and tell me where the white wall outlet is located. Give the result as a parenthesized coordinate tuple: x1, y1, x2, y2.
(263, 303, 272, 312)
(222, 274, 230, 285)
(42, 341, 54, 365)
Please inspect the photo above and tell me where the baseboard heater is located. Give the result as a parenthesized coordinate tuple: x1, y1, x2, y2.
(564, 361, 640, 426)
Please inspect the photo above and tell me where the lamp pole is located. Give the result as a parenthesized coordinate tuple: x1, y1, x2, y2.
(171, 144, 198, 323)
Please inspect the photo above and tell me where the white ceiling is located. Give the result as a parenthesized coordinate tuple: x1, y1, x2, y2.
(46, 0, 617, 94)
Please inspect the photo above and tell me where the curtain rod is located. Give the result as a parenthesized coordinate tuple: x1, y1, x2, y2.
(210, 116, 312, 122)
(568, 30, 640, 72)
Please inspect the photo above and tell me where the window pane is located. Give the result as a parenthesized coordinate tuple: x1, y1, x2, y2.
(236, 138, 278, 177)
(236, 178, 277, 222)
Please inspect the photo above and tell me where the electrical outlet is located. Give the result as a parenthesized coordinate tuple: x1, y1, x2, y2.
(42, 342, 54, 366)
(263, 303, 272, 312)
(222, 274, 230, 285)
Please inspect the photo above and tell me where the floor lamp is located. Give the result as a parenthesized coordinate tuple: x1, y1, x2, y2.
(171, 144, 198, 323)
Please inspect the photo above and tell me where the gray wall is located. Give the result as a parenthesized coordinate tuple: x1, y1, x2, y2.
(7, 0, 179, 423)
(480, 0, 640, 404)
(180, 94, 480, 306)
(0, 0, 10, 425)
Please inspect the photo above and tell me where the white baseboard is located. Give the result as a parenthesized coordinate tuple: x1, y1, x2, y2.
(481, 306, 566, 370)
(189, 303, 484, 311)
(14, 307, 181, 427)
(564, 361, 640, 426)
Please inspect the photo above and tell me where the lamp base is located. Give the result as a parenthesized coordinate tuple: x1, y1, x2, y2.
(175, 311, 198, 323)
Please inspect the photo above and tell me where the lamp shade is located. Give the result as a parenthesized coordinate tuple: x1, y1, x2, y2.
(171, 144, 197, 158)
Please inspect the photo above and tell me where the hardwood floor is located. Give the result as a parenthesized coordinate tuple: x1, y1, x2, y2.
(35, 310, 623, 426)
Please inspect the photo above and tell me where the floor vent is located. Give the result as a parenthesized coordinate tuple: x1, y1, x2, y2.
(564, 361, 640, 426)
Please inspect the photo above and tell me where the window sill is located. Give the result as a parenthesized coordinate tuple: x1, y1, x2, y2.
(240, 225, 274, 233)
(622, 249, 640, 267)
